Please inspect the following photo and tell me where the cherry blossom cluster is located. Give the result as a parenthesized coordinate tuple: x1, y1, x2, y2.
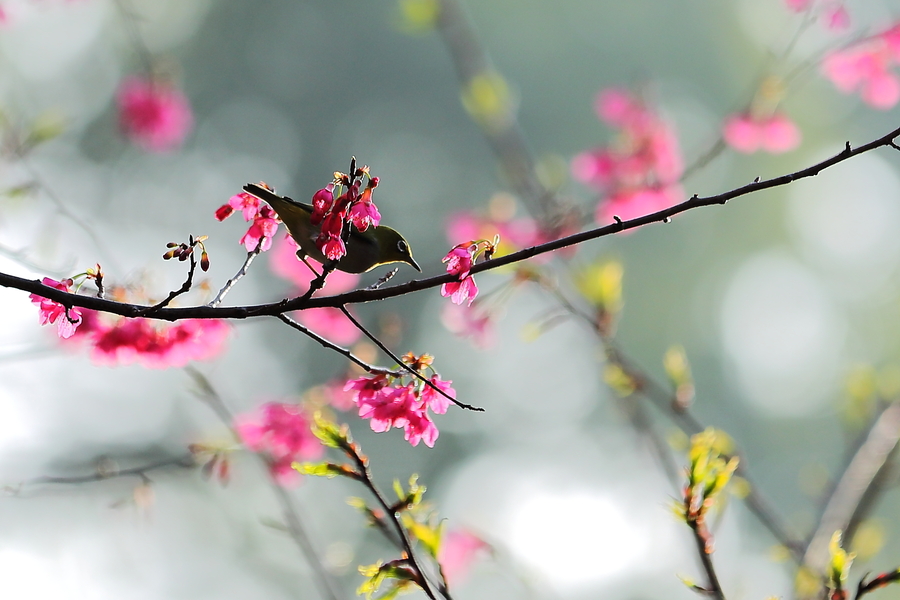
(571, 87, 684, 226)
(722, 77, 801, 155)
(235, 402, 323, 486)
(215, 190, 280, 252)
(822, 22, 900, 109)
(71, 309, 229, 368)
(344, 353, 455, 448)
(117, 76, 193, 153)
(308, 166, 381, 261)
(441, 237, 498, 307)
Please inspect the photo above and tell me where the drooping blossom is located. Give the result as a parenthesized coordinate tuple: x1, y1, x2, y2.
(722, 112, 801, 154)
(215, 190, 281, 253)
(306, 166, 383, 262)
(235, 402, 323, 486)
(344, 354, 456, 448)
(116, 76, 193, 152)
(438, 530, 491, 586)
(571, 87, 684, 228)
(441, 243, 479, 306)
(821, 21, 900, 109)
(29, 277, 82, 339)
(70, 310, 229, 368)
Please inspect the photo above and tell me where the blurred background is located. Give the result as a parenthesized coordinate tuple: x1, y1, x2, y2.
(1, 0, 900, 598)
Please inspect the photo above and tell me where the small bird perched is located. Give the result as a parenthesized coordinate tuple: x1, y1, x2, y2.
(243, 182, 421, 274)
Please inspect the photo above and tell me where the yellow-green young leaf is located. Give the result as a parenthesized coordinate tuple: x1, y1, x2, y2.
(603, 363, 635, 397)
(575, 260, 623, 312)
(293, 461, 346, 479)
(460, 71, 513, 129)
(311, 412, 350, 448)
(677, 574, 700, 591)
(393, 478, 405, 501)
(405, 518, 444, 559)
(27, 111, 67, 146)
(828, 530, 856, 587)
(663, 345, 691, 385)
(396, 0, 440, 32)
(347, 497, 368, 511)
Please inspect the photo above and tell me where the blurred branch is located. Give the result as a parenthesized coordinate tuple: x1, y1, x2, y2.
(803, 401, 900, 573)
(5, 453, 195, 493)
(186, 368, 346, 600)
(434, 0, 556, 217)
(543, 280, 804, 560)
(3, 126, 900, 323)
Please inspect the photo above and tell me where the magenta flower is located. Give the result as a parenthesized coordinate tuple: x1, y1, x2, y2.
(344, 358, 457, 448)
(117, 76, 193, 152)
(441, 244, 479, 306)
(348, 200, 381, 232)
(29, 277, 82, 339)
(235, 402, 324, 486)
(239, 205, 280, 252)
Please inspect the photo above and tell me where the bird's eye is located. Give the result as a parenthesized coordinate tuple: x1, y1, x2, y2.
(397, 240, 407, 253)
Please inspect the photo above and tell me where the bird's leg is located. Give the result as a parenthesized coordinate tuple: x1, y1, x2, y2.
(296, 249, 322, 278)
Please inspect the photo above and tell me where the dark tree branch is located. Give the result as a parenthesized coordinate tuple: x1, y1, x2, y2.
(2, 127, 897, 323)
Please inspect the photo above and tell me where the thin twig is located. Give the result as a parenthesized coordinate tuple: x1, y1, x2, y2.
(337, 306, 483, 412)
(137, 251, 197, 317)
(185, 368, 345, 600)
(688, 518, 726, 600)
(5, 454, 195, 493)
(207, 244, 264, 308)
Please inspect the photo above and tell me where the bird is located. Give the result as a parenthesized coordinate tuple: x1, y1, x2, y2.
(243, 182, 421, 274)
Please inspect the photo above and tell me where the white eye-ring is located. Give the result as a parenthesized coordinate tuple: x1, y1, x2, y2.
(397, 240, 408, 252)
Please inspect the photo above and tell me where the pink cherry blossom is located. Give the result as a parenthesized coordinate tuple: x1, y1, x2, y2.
(573, 87, 684, 229)
(117, 76, 192, 152)
(348, 200, 381, 232)
(438, 530, 490, 585)
(239, 205, 280, 252)
(296, 307, 361, 345)
(235, 402, 323, 487)
(29, 277, 82, 339)
(821, 22, 900, 109)
(344, 364, 457, 448)
(784, 0, 813, 12)
(722, 112, 801, 154)
(72, 311, 229, 368)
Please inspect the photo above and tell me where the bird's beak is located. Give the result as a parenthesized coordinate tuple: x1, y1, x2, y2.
(408, 257, 422, 272)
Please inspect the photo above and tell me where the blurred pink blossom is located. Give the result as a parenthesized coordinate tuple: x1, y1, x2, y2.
(438, 530, 490, 586)
(722, 112, 801, 154)
(573, 87, 684, 228)
(821, 21, 900, 109)
(235, 402, 323, 486)
(117, 76, 192, 152)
